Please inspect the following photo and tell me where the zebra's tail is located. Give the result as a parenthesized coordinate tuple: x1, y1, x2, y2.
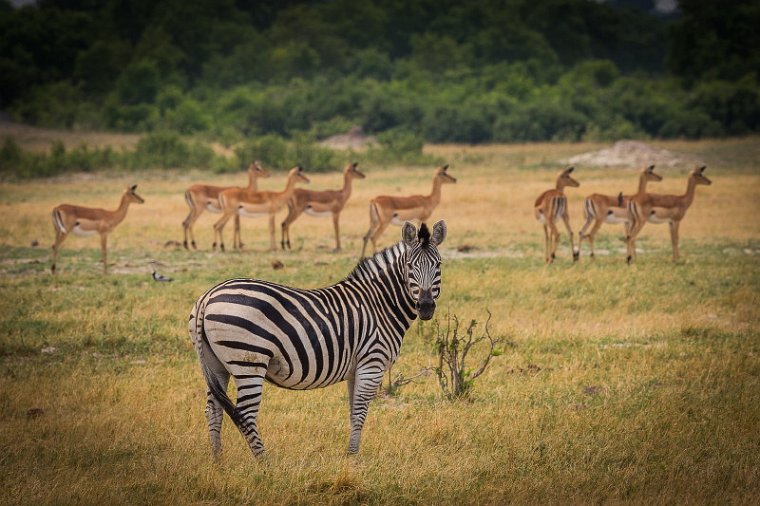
(188, 293, 246, 432)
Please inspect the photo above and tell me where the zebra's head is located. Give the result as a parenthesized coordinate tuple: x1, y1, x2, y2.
(402, 220, 446, 320)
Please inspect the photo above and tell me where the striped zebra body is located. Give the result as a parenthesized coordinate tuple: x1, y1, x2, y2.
(189, 220, 446, 458)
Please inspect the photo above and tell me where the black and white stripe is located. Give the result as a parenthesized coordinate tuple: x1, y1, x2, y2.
(188, 220, 447, 458)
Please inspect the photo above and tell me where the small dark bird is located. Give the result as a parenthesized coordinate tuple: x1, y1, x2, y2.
(271, 260, 284, 270)
(152, 269, 173, 282)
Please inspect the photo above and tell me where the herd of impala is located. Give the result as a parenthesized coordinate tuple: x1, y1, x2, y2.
(49, 160, 710, 274)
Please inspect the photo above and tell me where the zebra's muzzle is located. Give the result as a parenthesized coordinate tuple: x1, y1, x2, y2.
(417, 298, 436, 320)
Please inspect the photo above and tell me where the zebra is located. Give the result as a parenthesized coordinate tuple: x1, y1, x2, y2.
(188, 220, 447, 458)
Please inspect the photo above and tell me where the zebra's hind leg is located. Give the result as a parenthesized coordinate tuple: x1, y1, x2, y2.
(233, 369, 268, 457)
(347, 366, 384, 454)
(205, 381, 228, 460)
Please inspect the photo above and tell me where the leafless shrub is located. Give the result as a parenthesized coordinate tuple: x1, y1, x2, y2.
(381, 365, 430, 397)
(434, 310, 503, 400)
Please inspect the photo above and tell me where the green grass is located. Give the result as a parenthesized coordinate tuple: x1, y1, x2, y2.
(1, 138, 759, 504)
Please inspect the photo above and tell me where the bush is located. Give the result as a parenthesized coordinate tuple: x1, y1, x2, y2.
(128, 131, 214, 169)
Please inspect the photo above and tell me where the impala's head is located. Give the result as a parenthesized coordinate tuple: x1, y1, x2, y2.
(402, 220, 446, 321)
(288, 165, 310, 184)
(691, 165, 712, 185)
(248, 160, 270, 178)
(126, 184, 145, 204)
(643, 164, 663, 182)
(435, 164, 457, 184)
(557, 166, 580, 189)
(345, 161, 366, 179)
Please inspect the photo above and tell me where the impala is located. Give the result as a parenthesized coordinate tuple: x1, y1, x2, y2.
(360, 164, 456, 257)
(578, 165, 663, 257)
(51, 185, 145, 274)
(280, 161, 366, 252)
(534, 166, 580, 263)
(213, 166, 310, 252)
(626, 165, 712, 264)
(182, 161, 269, 250)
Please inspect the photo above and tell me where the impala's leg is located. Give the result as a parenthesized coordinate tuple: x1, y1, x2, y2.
(234, 214, 243, 250)
(332, 212, 341, 252)
(626, 217, 646, 265)
(548, 220, 560, 263)
(562, 212, 579, 261)
(233, 366, 268, 457)
(51, 231, 67, 274)
(182, 208, 201, 250)
(542, 224, 550, 263)
(100, 233, 108, 274)
(361, 204, 380, 258)
(347, 365, 384, 454)
(669, 220, 681, 262)
(213, 213, 232, 252)
(280, 203, 301, 250)
(585, 219, 604, 258)
(369, 220, 390, 255)
(268, 214, 276, 252)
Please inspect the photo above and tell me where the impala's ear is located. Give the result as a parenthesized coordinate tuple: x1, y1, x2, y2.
(442, 164, 449, 171)
(566, 166, 575, 174)
(647, 164, 655, 172)
(699, 165, 707, 173)
(130, 184, 137, 191)
(430, 220, 447, 247)
(352, 161, 358, 168)
(402, 222, 418, 246)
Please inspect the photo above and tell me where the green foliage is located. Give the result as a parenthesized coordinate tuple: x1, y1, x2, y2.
(1, 0, 759, 142)
(129, 131, 214, 169)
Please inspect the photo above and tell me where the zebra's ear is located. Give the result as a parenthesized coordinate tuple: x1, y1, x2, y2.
(402, 222, 418, 246)
(430, 220, 447, 247)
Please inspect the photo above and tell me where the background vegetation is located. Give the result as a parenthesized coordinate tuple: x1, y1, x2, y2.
(0, 139, 758, 503)
(1, 0, 759, 155)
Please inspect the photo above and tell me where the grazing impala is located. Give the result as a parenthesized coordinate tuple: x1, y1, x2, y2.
(280, 162, 366, 252)
(214, 166, 310, 252)
(578, 165, 663, 258)
(182, 161, 269, 250)
(534, 167, 580, 263)
(360, 164, 456, 257)
(51, 185, 145, 274)
(626, 165, 712, 264)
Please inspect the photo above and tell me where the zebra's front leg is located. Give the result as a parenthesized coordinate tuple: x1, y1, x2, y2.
(347, 367, 384, 454)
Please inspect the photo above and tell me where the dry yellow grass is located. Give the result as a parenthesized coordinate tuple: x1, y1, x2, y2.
(0, 137, 759, 504)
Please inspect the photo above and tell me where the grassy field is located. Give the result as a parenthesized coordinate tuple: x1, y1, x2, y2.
(1, 137, 759, 504)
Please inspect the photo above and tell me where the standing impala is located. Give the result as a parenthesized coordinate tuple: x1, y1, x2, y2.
(626, 165, 712, 264)
(51, 185, 145, 274)
(578, 165, 663, 258)
(214, 166, 310, 252)
(360, 164, 456, 257)
(534, 166, 580, 263)
(280, 161, 366, 252)
(182, 161, 269, 250)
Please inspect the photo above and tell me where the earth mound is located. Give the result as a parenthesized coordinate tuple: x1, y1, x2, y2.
(567, 140, 704, 168)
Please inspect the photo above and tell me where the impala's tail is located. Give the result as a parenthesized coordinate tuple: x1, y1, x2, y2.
(52, 209, 67, 234)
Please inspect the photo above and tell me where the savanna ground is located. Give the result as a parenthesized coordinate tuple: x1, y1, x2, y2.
(1, 136, 759, 504)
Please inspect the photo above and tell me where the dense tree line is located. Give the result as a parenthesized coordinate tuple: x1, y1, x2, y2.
(1, 0, 758, 145)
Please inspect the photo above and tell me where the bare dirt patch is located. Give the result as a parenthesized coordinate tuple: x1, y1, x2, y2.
(567, 140, 705, 168)
(319, 125, 377, 150)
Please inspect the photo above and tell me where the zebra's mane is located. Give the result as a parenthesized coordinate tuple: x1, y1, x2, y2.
(347, 242, 406, 281)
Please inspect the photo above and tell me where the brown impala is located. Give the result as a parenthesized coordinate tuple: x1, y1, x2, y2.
(534, 166, 580, 263)
(626, 165, 712, 264)
(281, 162, 366, 252)
(51, 185, 145, 274)
(214, 166, 310, 252)
(578, 165, 663, 258)
(360, 164, 456, 257)
(182, 161, 269, 250)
